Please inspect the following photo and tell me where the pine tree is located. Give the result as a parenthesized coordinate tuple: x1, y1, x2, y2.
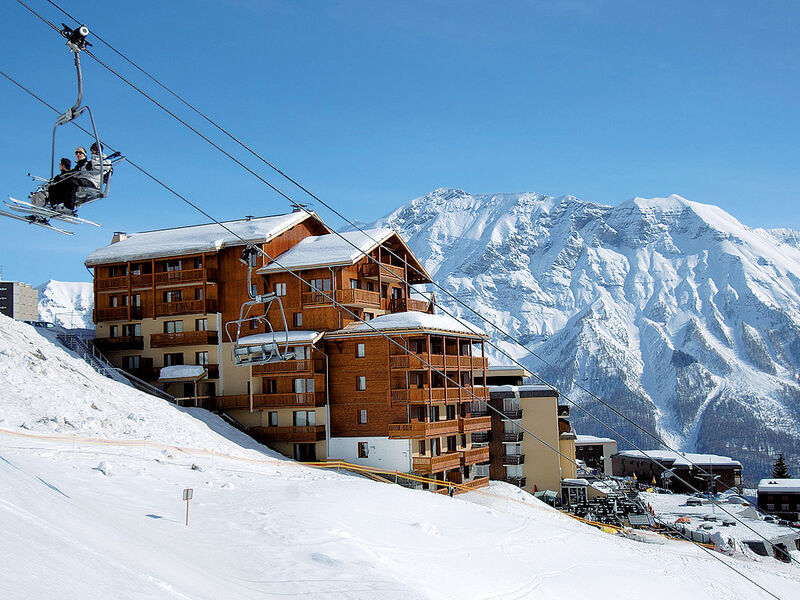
(772, 453, 791, 479)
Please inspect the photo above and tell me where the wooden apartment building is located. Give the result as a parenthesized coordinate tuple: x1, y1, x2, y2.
(86, 211, 491, 491)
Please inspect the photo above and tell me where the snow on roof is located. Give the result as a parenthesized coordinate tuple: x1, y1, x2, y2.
(575, 435, 617, 445)
(346, 311, 486, 337)
(258, 228, 395, 273)
(237, 330, 322, 346)
(615, 450, 742, 467)
(86, 212, 314, 265)
(758, 479, 800, 493)
(159, 365, 207, 381)
(488, 384, 557, 393)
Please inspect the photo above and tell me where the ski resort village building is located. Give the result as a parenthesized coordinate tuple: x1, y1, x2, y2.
(612, 451, 743, 493)
(0, 279, 38, 321)
(85, 211, 492, 491)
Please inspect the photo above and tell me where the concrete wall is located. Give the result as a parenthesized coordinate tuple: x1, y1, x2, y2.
(0, 282, 38, 321)
(519, 393, 562, 494)
(328, 436, 412, 473)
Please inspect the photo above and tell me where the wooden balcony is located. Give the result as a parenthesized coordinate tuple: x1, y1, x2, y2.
(92, 335, 144, 351)
(155, 299, 217, 317)
(214, 392, 325, 410)
(458, 415, 492, 433)
(154, 268, 209, 285)
(150, 330, 218, 348)
(388, 297, 431, 313)
(250, 425, 326, 443)
(130, 273, 153, 287)
(389, 353, 486, 370)
(412, 452, 461, 473)
(390, 387, 467, 405)
(460, 446, 490, 466)
(96, 275, 129, 290)
(362, 262, 404, 280)
(95, 306, 131, 321)
(302, 288, 381, 308)
(251, 359, 322, 376)
(502, 454, 525, 465)
(388, 419, 460, 439)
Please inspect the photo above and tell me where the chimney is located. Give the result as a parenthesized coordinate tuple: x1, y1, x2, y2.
(245, 215, 253, 222)
(111, 232, 128, 244)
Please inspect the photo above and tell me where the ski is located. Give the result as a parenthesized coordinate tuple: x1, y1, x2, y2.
(6, 196, 101, 227)
(0, 209, 74, 235)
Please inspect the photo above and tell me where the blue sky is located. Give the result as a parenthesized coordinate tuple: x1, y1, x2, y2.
(1, 0, 799, 284)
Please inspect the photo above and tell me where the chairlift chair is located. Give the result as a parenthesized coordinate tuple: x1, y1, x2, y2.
(225, 247, 295, 367)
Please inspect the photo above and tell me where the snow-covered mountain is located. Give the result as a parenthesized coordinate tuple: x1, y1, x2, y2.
(372, 188, 800, 482)
(36, 280, 93, 328)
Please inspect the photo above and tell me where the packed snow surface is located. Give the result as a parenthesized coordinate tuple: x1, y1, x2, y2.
(36, 279, 93, 328)
(158, 365, 206, 380)
(259, 227, 396, 272)
(1, 313, 799, 599)
(85, 212, 311, 265)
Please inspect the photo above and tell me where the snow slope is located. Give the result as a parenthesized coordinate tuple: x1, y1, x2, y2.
(371, 189, 800, 481)
(2, 313, 799, 599)
(36, 279, 93, 328)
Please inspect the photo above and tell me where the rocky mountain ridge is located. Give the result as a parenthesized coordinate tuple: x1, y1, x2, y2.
(372, 188, 800, 482)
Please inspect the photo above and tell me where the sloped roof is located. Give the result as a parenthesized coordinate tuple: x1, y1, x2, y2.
(615, 450, 742, 468)
(328, 311, 486, 338)
(86, 212, 322, 266)
(258, 228, 431, 282)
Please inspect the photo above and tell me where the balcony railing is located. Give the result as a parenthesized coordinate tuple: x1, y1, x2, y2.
(362, 262, 404, 280)
(458, 415, 492, 433)
(502, 454, 525, 465)
(412, 452, 461, 473)
(250, 425, 326, 443)
(150, 330, 218, 348)
(130, 273, 153, 287)
(92, 335, 144, 351)
(390, 386, 480, 405)
(502, 432, 524, 443)
(251, 359, 322, 376)
(301, 288, 381, 308)
(154, 268, 207, 285)
(155, 299, 217, 317)
(470, 432, 490, 443)
(458, 476, 490, 491)
(502, 409, 523, 419)
(96, 275, 129, 290)
(460, 446, 490, 466)
(388, 297, 430, 313)
(504, 476, 527, 488)
(214, 392, 325, 410)
(388, 419, 460, 439)
(95, 306, 130, 321)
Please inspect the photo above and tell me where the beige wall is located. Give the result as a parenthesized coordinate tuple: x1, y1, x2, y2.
(559, 435, 577, 480)
(519, 394, 562, 493)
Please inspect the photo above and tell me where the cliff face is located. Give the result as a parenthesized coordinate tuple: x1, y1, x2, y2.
(372, 188, 800, 482)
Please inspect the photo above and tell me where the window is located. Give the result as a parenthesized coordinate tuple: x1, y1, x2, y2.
(131, 264, 142, 275)
(109, 325, 119, 338)
(365, 281, 375, 292)
(430, 438, 440, 456)
(249, 318, 259, 331)
(358, 410, 367, 424)
(194, 288, 204, 300)
(274, 282, 287, 296)
(164, 320, 183, 334)
(193, 257, 203, 269)
(165, 260, 182, 272)
(294, 378, 314, 393)
(782, 503, 791, 511)
(164, 352, 184, 366)
(356, 343, 365, 358)
(391, 287, 402, 299)
(293, 410, 315, 427)
(767, 503, 775, 510)
(447, 436, 457, 452)
(109, 265, 127, 277)
(268, 411, 278, 427)
(381, 284, 389, 299)
(293, 312, 303, 327)
(363, 312, 374, 321)
(350, 279, 359, 290)
(195, 318, 207, 331)
(310, 278, 331, 292)
(131, 294, 141, 307)
(163, 290, 182, 302)
(264, 379, 277, 394)
(418, 440, 425, 455)
(356, 376, 366, 391)
(195, 351, 209, 366)
(122, 355, 140, 369)
(358, 442, 369, 458)
(110, 296, 119, 308)
(122, 323, 141, 337)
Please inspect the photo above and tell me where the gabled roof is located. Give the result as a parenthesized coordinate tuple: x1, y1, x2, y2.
(327, 311, 486, 338)
(257, 228, 432, 283)
(86, 212, 327, 266)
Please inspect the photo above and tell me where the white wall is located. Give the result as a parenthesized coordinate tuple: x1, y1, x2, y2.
(328, 436, 412, 473)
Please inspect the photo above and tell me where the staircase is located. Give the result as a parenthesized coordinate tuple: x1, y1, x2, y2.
(52, 329, 175, 403)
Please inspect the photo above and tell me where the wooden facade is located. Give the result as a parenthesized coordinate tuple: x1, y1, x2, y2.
(87, 213, 489, 490)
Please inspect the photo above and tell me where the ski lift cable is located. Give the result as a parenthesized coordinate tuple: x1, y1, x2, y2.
(11, 1, 789, 549)
(27, 0, 760, 500)
(12, 3, 799, 558)
(0, 70, 791, 596)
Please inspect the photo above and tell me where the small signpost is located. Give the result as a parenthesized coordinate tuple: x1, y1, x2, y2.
(183, 488, 193, 526)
